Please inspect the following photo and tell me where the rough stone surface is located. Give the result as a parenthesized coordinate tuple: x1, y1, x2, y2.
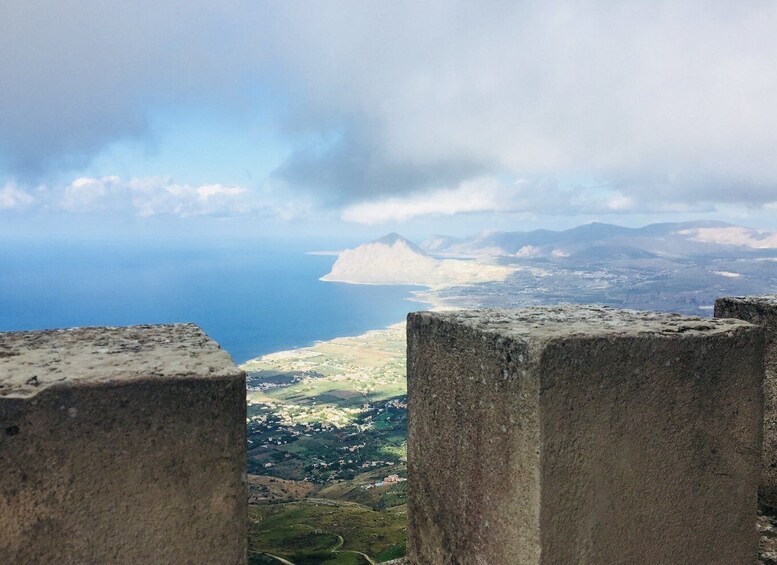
(716, 295, 777, 512)
(0, 324, 247, 564)
(758, 511, 777, 564)
(407, 306, 764, 565)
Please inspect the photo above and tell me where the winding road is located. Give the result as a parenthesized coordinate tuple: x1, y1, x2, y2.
(253, 532, 379, 564)
(261, 553, 297, 565)
(338, 549, 378, 564)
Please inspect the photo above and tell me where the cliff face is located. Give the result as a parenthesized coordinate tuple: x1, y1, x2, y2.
(322, 233, 513, 288)
(323, 234, 439, 286)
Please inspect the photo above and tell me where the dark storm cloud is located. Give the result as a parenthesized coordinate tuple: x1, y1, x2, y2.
(0, 0, 262, 176)
(273, 124, 489, 203)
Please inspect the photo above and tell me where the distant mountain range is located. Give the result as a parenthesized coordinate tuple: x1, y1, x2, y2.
(420, 221, 777, 260)
(320, 222, 777, 308)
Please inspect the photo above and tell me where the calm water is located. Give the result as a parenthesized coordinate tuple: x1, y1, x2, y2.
(0, 240, 424, 363)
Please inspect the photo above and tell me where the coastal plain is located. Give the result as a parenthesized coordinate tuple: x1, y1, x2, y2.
(241, 221, 777, 563)
(242, 324, 410, 564)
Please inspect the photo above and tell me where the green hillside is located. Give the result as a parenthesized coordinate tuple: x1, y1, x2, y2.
(242, 324, 409, 563)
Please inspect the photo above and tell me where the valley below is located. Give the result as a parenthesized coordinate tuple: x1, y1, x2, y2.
(242, 221, 777, 563)
(242, 325, 409, 564)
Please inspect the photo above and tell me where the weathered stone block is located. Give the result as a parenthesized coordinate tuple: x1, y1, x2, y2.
(716, 295, 777, 512)
(0, 324, 246, 564)
(407, 306, 763, 564)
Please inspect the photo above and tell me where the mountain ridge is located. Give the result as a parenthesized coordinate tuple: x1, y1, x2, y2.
(419, 220, 771, 258)
(321, 232, 513, 287)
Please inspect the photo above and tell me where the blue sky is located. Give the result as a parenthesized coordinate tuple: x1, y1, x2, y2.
(2, 1, 777, 242)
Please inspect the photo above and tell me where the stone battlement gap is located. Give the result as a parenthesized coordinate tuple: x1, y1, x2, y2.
(1, 295, 777, 564)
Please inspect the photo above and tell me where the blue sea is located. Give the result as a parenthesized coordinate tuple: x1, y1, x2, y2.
(0, 240, 425, 363)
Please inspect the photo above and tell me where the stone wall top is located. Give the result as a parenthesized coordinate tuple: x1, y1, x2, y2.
(410, 305, 753, 343)
(0, 323, 241, 398)
(718, 295, 777, 308)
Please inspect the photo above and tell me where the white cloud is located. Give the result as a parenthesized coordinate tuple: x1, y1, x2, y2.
(61, 176, 122, 212)
(341, 177, 512, 224)
(339, 175, 714, 224)
(61, 176, 251, 217)
(605, 194, 635, 211)
(0, 182, 35, 210)
(3, 1, 777, 220)
(268, 1, 777, 210)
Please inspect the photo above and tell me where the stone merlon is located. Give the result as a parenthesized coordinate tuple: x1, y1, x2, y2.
(716, 295, 777, 512)
(407, 306, 764, 564)
(0, 323, 247, 564)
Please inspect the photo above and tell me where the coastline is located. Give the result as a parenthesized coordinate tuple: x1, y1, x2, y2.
(319, 275, 433, 287)
(242, 285, 438, 366)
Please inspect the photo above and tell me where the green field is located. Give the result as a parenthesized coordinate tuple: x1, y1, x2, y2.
(242, 324, 409, 562)
(248, 499, 407, 564)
